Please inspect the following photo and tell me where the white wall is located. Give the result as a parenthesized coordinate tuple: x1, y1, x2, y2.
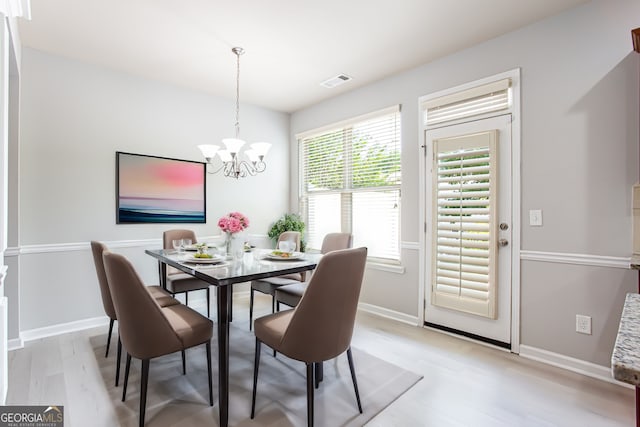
(291, 0, 640, 367)
(10, 48, 290, 335)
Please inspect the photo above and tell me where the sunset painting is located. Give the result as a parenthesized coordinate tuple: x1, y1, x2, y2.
(116, 152, 206, 223)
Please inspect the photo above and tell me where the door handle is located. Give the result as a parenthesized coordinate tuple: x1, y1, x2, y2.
(498, 239, 509, 247)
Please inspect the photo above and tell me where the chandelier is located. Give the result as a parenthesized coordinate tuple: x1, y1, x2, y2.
(198, 47, 271, 178)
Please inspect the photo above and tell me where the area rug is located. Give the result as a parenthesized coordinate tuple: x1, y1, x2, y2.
(89, 320, 422, 426)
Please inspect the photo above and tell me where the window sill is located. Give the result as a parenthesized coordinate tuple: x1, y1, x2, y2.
(366, 261, 405, 274)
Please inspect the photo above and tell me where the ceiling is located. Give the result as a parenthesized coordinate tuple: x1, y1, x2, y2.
(18, 0, 588, 113)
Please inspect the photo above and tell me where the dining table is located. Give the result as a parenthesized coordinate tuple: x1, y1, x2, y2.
(145, 248, 321, 427)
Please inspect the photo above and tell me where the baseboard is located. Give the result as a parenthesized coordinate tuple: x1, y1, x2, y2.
(519, 344, 632, 389)
(358, 302, 419, 326)
(14, 315, 110, 349)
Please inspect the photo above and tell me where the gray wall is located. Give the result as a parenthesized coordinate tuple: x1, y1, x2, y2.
(290, 0, 640, 366)
(10, 48, 290, 335)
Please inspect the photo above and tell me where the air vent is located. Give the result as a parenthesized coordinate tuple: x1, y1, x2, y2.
(320, 74, 352, 88)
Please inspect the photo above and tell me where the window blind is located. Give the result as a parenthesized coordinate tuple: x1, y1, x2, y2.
(431, 131, 497, 318)
(299, 106, 401, 260)
(423, 78, 511, 127)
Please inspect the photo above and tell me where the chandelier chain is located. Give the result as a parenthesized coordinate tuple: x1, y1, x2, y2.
(234, 49, 241, 139)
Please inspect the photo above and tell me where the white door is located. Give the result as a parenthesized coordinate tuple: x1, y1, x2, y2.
(425, 114, 512, 346)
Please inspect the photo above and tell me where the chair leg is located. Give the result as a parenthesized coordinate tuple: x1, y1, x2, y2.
(122, 353, 131, 402)
(181, 349, 186, 375)
(139, 359, 150, 427)
(346, 348, 363, 414)
(185, 291, 189, 306)
(249, 288, 254, 330)
(306, 363, 315, 427)
(105, 318, 114, 357)
(115, 336, 122, 387)
(206, 287, 210, 318)
(314, 362, 323, 389)
(250, 339, 262, 419)
(205, 341, 213, 406)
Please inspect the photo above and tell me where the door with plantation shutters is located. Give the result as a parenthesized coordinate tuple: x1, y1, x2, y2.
(425, 115, 512, 345)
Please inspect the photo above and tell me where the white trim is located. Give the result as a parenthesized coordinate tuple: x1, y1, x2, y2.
(2, 234, 249, 256)
(400, 241, 419, 250)
(358, 302, 420, 326)
(366, 262, 405, 274)
(519, 344, 633, 389)
(15, 315, 109, 347)
(520, 250, 630, 269)
(510, 69, 522, 353)
(7, 337, 21, 351)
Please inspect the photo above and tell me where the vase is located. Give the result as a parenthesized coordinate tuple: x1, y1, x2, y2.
(225, 232, 234, 256)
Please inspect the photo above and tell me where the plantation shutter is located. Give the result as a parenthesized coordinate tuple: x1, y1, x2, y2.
(431, 130, 498, 318)
(299, 106, 401, 260)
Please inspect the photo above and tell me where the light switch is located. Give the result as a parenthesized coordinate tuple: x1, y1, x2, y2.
(529, 209, 543, 226)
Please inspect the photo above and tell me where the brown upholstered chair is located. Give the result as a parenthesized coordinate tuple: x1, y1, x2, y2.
(249, 231, 303, 330)
(103, 251, 214, 427)
(162, 229, 211, 317)
(275, 232, 353, 309)
(251, 247, 368, 427)
(90, 241, 179, 386)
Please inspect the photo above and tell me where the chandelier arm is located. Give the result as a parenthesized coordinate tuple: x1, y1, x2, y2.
(205, 162, 226, 175)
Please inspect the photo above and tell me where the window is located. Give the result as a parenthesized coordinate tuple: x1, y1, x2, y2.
(298, 106, 401, 261)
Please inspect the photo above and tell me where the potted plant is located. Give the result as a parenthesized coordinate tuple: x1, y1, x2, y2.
(267, 213, 306, 251)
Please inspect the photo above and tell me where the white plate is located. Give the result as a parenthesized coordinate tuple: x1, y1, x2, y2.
(265, 251, 304, 261)
(184, 244, 215, 252)
(183, 254, 224, 264)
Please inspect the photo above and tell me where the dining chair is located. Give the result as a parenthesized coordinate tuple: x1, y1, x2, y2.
(90, 241, 180, 386)
(162, 229, 212, 317)
(275, 232, 353, 309)
(103, 251, 214, 427)
(249, 231, 303, 330)
(251, 247, 367, 427)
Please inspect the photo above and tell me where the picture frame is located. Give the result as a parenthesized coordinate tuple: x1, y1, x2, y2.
(116, 151, 206, 224)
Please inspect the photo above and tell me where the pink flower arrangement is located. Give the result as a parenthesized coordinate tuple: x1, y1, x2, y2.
(218, 212, 249, 235)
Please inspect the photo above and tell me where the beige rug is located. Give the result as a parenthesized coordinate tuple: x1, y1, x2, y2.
(91, 320, 422, 426)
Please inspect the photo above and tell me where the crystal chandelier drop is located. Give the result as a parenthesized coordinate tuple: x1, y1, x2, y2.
(198, 47, 271, 178)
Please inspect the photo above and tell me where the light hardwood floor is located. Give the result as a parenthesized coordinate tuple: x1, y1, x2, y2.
(7, 292, 636, 426)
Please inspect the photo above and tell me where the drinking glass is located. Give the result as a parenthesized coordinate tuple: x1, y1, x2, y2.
(172, 239, 183, 253)
(182, 238, 192, 251)
(278, 240, 294, 253)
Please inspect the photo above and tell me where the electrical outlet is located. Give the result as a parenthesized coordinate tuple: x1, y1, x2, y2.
(576, 315, 592, 335)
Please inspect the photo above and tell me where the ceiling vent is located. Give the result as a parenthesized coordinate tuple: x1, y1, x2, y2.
(320, 74, 352, 88)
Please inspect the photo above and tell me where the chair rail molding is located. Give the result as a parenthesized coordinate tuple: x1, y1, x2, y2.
(520, 250, 630, 269)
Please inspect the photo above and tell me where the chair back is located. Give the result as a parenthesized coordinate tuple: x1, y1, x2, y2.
(163, 229, 198, 275)
(320, 233, 353, 254)
(90, 241, 116, 320)
(163, 229, 197, 249)
(278, 231, 301, 251)
(278, 247, 367, 362)
(102, 252, 183, 359)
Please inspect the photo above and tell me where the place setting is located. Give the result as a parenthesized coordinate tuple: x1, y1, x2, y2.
(262, 240, 305, 261)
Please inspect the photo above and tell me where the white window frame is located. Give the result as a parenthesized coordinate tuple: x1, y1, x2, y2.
(297, 105, 402, 264)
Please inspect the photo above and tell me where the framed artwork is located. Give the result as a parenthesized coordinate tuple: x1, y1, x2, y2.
(116, 151, 206, 223)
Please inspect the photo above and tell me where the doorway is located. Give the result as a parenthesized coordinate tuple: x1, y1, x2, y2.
(424, 115, 513, 347)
